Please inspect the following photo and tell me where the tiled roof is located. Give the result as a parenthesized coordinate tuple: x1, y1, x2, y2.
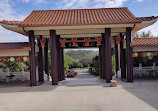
(0, 7, 143, 27)
(132, 37, 158, 46)
(0, 42, 29, 50)
(136, 16, 158, 21)
(0, 20, 22, 25)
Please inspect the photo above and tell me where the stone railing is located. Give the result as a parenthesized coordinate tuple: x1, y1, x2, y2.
(133, 63, 158, 78)
(0, 68, 49, 83)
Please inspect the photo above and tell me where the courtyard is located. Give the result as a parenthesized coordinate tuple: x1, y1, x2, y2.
(0, 69, 158, 111)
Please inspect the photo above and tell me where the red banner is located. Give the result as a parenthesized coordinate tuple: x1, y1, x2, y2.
(40, 40, 46, 47)
(72, 39, 77, 46)
(84, 38, 90, 46)
(60, 40, 66, 47)
(116, 37, 121, 44)
(96, 38, 102, 46)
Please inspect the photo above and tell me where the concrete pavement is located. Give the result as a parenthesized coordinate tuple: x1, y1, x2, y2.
(0, 69, 158, 111)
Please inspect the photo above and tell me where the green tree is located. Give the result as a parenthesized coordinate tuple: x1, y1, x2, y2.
(64, 54, 74, 72)
(132, 31, 154, 38)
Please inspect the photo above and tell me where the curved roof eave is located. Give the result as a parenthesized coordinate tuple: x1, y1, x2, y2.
(132, 18, 158, 33)
(0, 22, 18, 28)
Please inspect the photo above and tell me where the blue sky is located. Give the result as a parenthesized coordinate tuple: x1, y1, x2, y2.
(0, 0, 158, 42)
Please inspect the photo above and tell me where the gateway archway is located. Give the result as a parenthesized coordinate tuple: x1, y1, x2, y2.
(0, 8, 157, 86)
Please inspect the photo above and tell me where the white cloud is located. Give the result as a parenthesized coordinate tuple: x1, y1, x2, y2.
(59, 0, 127, 9)
(94, 0, 127, 8)
(135, 0, 144, 2)
(0, 0, 28, 42)
(21, 0, 30, 3)
(35, 0, 47, 3)
(19, 0, 47, 4)
(138, 22, 158, 36)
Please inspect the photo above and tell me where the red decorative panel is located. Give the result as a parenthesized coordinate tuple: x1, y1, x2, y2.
(72, 39, 77, 46)
(96, 38, 102, 46)
(84, 38, 90, 46)
(60, 40, 66, 47)
(40, 40, 46, 47)
(116, 37, 121, 44)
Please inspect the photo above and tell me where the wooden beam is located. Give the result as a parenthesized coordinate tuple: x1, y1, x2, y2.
(99, 45, 102, 79)
(33, 28, 126, 35)
(25, 24, 134, 30)
(61, 48, 65, 80)
(120, 33, 126, 78)
(101, 33, 106, 79)
(60, 34, 101, 38)
(35, 32, 120, 38)
(57, 35, 62, 81)
(126, 27, 133, 82)
(104, 28, 112, 83)
(50, 30, 58, 85)
(44, 39, 49, 76)
(28, 30, 37, 86)
(115, 37, 119, 76)
(37, 36, 44, 82)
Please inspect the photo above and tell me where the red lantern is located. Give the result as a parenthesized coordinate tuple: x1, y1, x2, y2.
(72, 38, 77, 46)
(153, 52, 158, 56)
(138, 52, 144, 57)
(84, 38, 90, 46)
(16, 57, 22, 61)
(60, 40, 66, 47)
(116, 37, 121, 44)
(40, 40, 46, 47)
(2, 58, 9, 62)
(96, 38, 102, 46)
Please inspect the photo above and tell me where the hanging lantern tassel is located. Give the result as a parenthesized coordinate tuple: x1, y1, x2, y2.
(60, 40, 66, 47)
(84, 38, 90, 46)
(16, 57, 22, 61)
(2, 58, 9, 62)
(40, 40, 46, 47)
(96, 38, 102, 46)
(116, 37, 121, 44)
(72, 38, 77, 46)
(10, 57, 15, 62)
(153, 52, 158, 56)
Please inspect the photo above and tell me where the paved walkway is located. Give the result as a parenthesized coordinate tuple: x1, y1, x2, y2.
(0, 69, 158, 111)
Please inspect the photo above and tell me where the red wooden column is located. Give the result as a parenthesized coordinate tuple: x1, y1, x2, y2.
(120, 33, 126, 78)
(37, 35, 44, 82)
(115, 37, 119, 76)
(44, 39, 49, 76)
(28, 30, 37, 86)
(104, 28, 112, 83)
(126, 27, 133, 82)
(57, 35, 62, 81)
(61, 48, 65, 80)
(101, 33, 106, 79)
(99, 45, 103, 79)
(50, 30, 58, 85)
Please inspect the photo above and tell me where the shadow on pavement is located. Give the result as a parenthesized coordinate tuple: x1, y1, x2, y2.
(121, 78, 158, 110)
